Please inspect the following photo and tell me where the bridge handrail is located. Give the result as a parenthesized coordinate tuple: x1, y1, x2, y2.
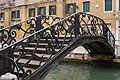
(0, 15, 61, 31)
(104, 23, 115, 49)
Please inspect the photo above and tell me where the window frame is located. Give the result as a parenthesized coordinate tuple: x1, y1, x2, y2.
(65, 3, 76, 15)
(11, 10, 20, 21)
(0, 12, 4, 22)
(82, 1, 90, 13)
(38, 6, 46, 16)
(104, 0, 113, 12)
(49, 5, 56, 15)
(29, 8, 35, 18)
(119, 0, 120, 11)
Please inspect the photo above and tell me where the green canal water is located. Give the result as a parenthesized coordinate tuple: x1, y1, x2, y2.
(44, 60, 120, 80)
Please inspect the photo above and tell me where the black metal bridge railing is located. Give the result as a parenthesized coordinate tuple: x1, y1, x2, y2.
(0, 12, 115, 80)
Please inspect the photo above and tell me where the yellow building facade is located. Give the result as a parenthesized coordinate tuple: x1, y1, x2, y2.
(0, 0, 120, 47)
(0, 0, 117, 26)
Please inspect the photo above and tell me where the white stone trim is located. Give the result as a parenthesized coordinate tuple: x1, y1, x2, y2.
(104, 0, 113, 12)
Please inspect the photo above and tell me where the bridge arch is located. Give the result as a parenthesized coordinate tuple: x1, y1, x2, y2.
(26, 36, 115, 80)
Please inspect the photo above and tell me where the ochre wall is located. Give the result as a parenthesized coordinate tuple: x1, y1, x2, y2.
(0, 0, 117, 33)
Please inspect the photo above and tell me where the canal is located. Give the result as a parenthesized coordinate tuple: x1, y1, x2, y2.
(44, 60, 120, 80)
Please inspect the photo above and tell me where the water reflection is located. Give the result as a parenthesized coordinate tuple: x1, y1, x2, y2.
(44, 61, 120, 80)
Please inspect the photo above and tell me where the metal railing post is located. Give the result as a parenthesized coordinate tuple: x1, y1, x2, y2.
(103, 22, 107, 37)
(0, 48, 14, 76)
(74, 13, 80, 38)
(36, 16, 43, 31)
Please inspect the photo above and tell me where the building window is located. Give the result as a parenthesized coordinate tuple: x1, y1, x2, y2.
(83, 1, 90, 12)
(49, 5, 56, 15)
(105, 0, 112, 11)
(65, 3, 76, 14)
(11, 10, 20, 20)
(38, 7, 46, 16)
(0, 13, 4, 21)
(119, 0, 120, 11)
(119, 22, 120, 28)
(29, 8, 35, 18)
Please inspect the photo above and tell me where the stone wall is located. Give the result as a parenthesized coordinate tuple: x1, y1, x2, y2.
(0, 0, 15, 8)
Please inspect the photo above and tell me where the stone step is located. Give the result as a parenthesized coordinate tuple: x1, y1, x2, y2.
(27, 43, 67, 49)
(19, 47, 59, 54)
(34, 39, 71, 44)
(41, 35, 74, 39)
(20, 47, 59, 51)
(14, 52, 54, 61)
(14, 58, 46, 69)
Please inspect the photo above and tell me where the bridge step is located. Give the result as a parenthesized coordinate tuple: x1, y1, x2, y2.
(14, 57, 46, 70)
(26, 43, 67, 49)
(14, 52, 52, 61)
(34, 39, 70, 44)
(19, 47, 59, 55)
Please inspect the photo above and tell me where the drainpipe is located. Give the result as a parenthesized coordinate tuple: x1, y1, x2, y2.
(115, 0, 119, 56)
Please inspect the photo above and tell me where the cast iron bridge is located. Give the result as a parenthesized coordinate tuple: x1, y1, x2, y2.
(0, 12, 115, 80)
